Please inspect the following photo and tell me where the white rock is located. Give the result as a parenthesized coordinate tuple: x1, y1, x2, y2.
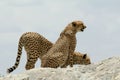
(1, 57, 120, 80)
(0, 74, 29, 80)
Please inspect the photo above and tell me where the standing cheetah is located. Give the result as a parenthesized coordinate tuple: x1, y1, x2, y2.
(7, 32, 53, 73)
(41, 21, 86, 68)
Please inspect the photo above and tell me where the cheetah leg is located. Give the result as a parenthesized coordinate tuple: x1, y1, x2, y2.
(61, 64, 67, 68)
(41, 53, 66, 68)
(68, 52, 73, 67)
(61, 61, 68, 68)
(25, 52, 38, 70)
(61, 52, 74, 68)
(61, 57, 70, 68)
(70, 54, 73, 67)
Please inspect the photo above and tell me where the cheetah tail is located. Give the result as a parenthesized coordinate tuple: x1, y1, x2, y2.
(7, 38, 23, 73)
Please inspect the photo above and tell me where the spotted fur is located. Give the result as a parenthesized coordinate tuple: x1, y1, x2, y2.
(7, 21, 87, 73)
(73, 52, 91, 65)
(61, 52, 91, 68)
(7, 32, 53, 73)
(41, 21, 86, 68)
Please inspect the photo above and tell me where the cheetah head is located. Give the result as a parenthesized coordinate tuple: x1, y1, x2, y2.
(81, 54, 91, 65)
(63, 21, 86, 35)
(73, 53, 91, 65)
(71, 21, 86, 32)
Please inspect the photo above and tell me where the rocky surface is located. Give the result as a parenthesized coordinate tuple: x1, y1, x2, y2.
(1, 57, 120, 80)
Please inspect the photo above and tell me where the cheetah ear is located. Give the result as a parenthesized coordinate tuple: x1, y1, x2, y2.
(72, 22, 77, 27)
(83, 54, 87, 59)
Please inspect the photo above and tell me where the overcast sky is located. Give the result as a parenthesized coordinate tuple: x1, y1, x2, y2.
(0, 0, 120, 75)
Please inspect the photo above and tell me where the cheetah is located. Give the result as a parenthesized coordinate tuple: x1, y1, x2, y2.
(41, 21, 86, 68)
(61, 52, 91, 68)
(72, 52, 91, 65)
(7, 32, 90, 73)
(7, 32, 53, 73)
(7, 21, 88, 73)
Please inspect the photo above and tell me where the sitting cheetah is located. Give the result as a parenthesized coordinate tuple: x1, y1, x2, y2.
(41, 21, 86, 68)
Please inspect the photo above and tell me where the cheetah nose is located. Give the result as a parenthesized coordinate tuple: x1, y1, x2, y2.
(84, 26, 86, 28)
